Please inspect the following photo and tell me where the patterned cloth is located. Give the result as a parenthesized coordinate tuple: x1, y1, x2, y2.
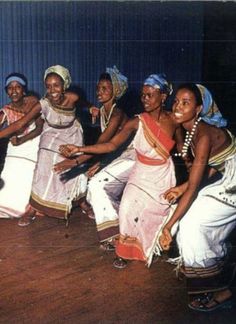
(116, 112, 176, 266)
(44, 65, 72, 90)
(177, 131, 236, 294)
(143, 74, 173, 95)
(87, 142, 136, 242)
(0, 104, 40, 218)
(29, 98, 87, 219)
(106, 66, 128, 99)
(197, 84, 227, 128)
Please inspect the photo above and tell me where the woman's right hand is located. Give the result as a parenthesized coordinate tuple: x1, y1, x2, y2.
(89, 106, 100, 124)
(59, 144, 81, 157)
(159, 227, 173, 251)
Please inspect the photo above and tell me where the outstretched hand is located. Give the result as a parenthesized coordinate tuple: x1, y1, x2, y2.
(86, 161, 101, 178)
(59, 144, 80, 158)
(53, 158, 76, 174)
(159, 227, 172, 251)
(163, 185, 184, 204)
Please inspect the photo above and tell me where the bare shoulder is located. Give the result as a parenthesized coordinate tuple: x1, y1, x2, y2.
(24, 96, 40, 113)
(111, 106, 123, 117)
(162, 110, 176, 122)
(64, 91, 79, 105)
(25, 95, 39, 105)
(123, 115, 139, 130)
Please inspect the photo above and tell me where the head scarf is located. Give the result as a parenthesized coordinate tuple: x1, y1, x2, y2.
(5, 74, 27, 88)
(44, 65, 72, 90)
(196, 84, 227, 128)
(143, 74, 173, 96)
(106, 66, 128, 99)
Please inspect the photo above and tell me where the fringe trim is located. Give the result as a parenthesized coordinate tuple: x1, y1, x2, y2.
(146, 204, 178, 267)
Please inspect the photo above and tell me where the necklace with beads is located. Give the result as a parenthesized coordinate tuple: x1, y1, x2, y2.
(101, 103, 116, 129)
(174, 117, 201, 158)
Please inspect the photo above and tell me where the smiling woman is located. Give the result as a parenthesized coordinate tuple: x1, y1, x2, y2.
(59, 73, 184, 267)
(0, 66, 88, 225)
(0, 73, 43, 219)
(159, 83, 236, 312)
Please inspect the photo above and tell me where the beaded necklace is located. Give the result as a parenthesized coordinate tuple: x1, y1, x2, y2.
(174, 117, 201, 157)
(101, 103, 116, 129)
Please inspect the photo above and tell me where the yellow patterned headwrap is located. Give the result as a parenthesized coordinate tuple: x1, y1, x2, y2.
(44, 65, 72, 90)
(106, 66, 128, 99)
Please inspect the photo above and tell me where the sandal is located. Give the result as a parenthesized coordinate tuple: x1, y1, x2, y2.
(188, 295, 233, 312)
(113, 257, 127, 269)
(100, 242, 115, 252)
(78, 199, 95, 220)
(18, 214, 36, 227)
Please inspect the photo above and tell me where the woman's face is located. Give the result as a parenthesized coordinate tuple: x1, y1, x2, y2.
(45, 74, 64, 105)
(141, 85, 165, 113)
(7, 81, 25, 104)
(172, 88, 201, 124)
(96, 80, 114, 104)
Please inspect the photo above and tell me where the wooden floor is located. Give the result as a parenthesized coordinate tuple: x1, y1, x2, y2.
(0, 210, 236, 324)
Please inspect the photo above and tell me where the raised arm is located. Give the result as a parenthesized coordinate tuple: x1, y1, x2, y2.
(0, 102, 41, 139)
(60, 117, 138, 157)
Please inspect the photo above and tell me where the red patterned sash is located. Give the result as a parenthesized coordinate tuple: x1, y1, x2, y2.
(140, 112, 175, 160)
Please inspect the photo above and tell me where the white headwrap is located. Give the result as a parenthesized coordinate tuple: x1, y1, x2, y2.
(44, 65, 72, 90)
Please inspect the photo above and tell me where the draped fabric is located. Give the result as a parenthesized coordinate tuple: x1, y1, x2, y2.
(0, 1, 203, 108)
(116, 115, 176, 266)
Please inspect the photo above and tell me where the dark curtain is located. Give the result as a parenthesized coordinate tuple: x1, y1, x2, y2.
(0, 1, 203, 108)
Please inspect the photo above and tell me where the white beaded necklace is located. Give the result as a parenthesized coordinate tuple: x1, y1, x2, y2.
(101, 103, 116, 130)
(174, 117, 201, 157)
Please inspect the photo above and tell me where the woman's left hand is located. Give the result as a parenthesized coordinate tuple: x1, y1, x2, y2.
(159, 227, 173, 251)
(10, 136, 21, 146)
(86, 161, 101, 178)
(53, 158, 76, 173)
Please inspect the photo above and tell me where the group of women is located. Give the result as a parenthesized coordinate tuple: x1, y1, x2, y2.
(0, 65, 235, 313)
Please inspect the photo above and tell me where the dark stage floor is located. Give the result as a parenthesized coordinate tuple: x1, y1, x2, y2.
(0, 210, 236, 324)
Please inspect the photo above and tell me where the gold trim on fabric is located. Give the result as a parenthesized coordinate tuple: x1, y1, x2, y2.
(209, 131, 236, 166)
(31, 191, 67, 211)
(97, 219, 119, 231)
(184, 262, 223, 278)
(43, 97, 76, 115)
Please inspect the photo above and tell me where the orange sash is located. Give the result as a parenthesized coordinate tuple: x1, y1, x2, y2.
(140, 112, 175, 160)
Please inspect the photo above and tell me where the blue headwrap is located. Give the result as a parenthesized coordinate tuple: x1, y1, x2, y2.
(143, 74, 173, 96)
(196, 84, 227, 128)
(106, 66, 128, 99)
(5, 75, 26, 88)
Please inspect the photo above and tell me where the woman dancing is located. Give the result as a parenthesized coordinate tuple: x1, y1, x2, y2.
(0, 66, 88, 225)
(159, 83, 236, 312)
(0, 73, 43, 219)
